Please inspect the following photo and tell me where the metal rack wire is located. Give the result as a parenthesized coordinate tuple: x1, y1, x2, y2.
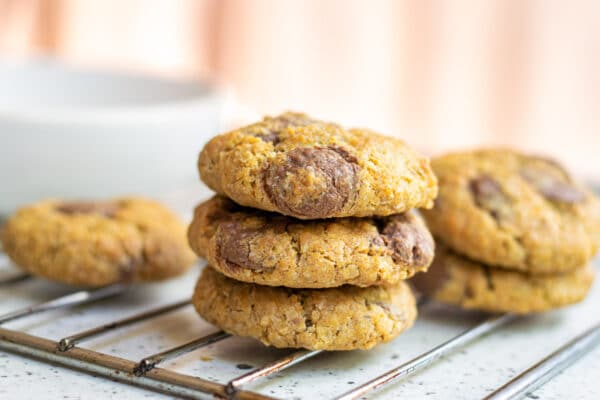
(0, 272, 599, 400)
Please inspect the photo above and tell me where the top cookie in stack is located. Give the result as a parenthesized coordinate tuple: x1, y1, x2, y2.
(188, 112, 438, 350)
(197, 112, 437, 219)
(423, 149, 600, 274)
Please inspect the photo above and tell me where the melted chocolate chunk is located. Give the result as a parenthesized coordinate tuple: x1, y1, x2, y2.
(470, 175, 503, 203)
(56, 201, 118, 218)
(258, 131, 281, 144)
(469, 175, 510, 220)
(464, 285, 475, 299)
(520, 165, 585, 203)
(378, 213, 434, 266)
(482, 265, 495, 290)
(263, 146, 360, 218)
(118, 257, 140, 283)
(253, 113, 318, 145)
(410, 251, 451, 296)
(216, 221, 268, 271)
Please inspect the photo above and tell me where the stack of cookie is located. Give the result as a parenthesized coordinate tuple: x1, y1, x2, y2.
(413, 150, 600, 314)
(188, 112, 438, 350)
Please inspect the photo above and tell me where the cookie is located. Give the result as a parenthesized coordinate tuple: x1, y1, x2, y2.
(188, 196, 434, 288)
(193, 267, 417, 350)
(0, 198, 196, 287)
(198, 112, 437, 219)
(423, 149, 600, 274)
(412, 244, 595, 314)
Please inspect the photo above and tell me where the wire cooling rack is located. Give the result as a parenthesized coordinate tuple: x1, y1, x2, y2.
(0, 254, 599, 400)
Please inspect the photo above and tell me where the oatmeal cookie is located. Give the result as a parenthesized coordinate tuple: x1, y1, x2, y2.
(412, 244, 594, 314)
(188, 196, 434, 288)
(0, 198, 196, 286)
(423, 149, 600, 273)
(193, 267, 417, 350)
(198, 112, 437, 219)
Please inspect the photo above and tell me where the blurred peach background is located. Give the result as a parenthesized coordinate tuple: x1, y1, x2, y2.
(1, 0, 598, 179)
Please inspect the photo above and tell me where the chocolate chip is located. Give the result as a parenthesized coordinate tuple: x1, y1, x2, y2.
(378, 213, 434, 267)
(253, 113, 319, 145)
(118, 257, 140, 283)
(216, 220, 268, 271)
(369, 233, 386, 248)
(482, 265, 495, 290)
(411, 252, 451, 296)
(469, 175, 510, 220)
(56, 201, 118, 217)
(464, 285, 475, 299)
(259, 131, 281, 144)
(470, 175, 502, 202)
(520, 165, 584, 203)
(263, 146, 360, 218)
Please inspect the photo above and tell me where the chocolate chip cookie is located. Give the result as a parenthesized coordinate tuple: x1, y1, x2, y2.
(0, 198, 196, 286)
(193, 267, 417, 350)
(198, 112, 438, 219)
(423, 149, 600, 274)
(412, 244, 595, 314)
(188, 196, 434, 288)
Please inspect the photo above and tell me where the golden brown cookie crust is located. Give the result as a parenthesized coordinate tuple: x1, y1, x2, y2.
(423, 149, 600, 274)
(188, 196, 434, 288)
(0, 198, 196, 287)
(193, 267, 417, 350)
(198, 112, 438, 219)
(411, 244, 595, 314)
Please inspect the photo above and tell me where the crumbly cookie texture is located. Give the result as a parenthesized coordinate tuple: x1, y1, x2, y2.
(423, 149, 600, 274)
(188, 196, 434, 288)
(412, 244, 594, 314)
(193, 267, 417, 350)
(198, 112, 437, 219)
(0, 198, 196, 287)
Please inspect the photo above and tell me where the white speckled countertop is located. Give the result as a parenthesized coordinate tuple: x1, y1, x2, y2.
(1, 254, 599, 400)
(1, 188, 599, 399)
